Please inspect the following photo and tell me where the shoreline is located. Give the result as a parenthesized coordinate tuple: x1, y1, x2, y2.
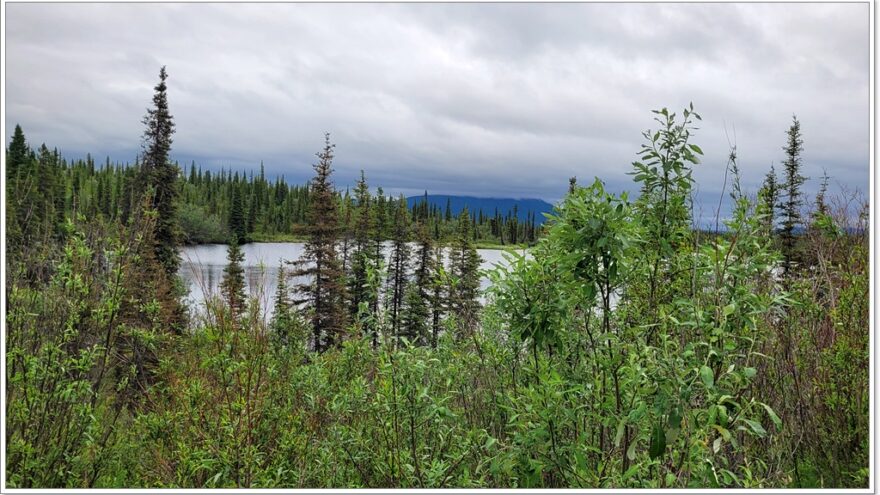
(183, 237, 532, 251)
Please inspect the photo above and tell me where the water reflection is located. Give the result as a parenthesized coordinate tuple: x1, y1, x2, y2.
(179, 242, 519, 320)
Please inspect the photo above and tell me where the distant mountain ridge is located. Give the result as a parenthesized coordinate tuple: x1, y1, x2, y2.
(406, 194, 555, 224)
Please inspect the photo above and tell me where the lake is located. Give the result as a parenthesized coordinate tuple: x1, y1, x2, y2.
(179, 242, 520, 319)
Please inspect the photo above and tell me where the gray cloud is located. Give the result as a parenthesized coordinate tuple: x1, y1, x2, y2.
(5, 3, 869, 210)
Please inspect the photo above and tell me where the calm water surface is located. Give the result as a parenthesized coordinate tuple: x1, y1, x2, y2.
(179, 242, 520, 319)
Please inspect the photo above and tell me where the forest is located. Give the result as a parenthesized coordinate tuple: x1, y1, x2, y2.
(32, 142, 540, 248)
(4, 68, 869, 488)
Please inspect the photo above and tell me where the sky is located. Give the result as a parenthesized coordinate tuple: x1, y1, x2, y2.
(4, 3, 870, 220)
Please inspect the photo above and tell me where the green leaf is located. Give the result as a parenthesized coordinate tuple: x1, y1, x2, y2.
(700, 365, 715, 389)
(626, 439, 637, 461)
(689, 144, 704, 155)
(622, 464, 639, 481)
(614, 418, 626, 448)
(743, 367, 757, 380)
(575, 450, 587, 472)
(712, 436, 722, 454)
(484, 436, 497, 450)
(760, 403, 782, 430)
(722, 303, 736, 318)
(713, 424, 732, 441)
(649, 422, 666, 459)
(628, 402, 647, 422)
(667, 408, 683, 429)
(743, 419, 767, 438)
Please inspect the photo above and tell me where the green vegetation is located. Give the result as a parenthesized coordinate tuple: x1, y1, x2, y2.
(4, 70, 868, 489)
(16, 134, 540, 248)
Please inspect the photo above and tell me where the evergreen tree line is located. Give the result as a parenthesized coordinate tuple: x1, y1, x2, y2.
(6, 132, 539, 247)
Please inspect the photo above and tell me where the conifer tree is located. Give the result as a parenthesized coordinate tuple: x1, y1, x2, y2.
(430, 244, 446, 347)
(35, 145, 63, 240)
(5, 125, 30, 247)
(386, 194, 411, 336)
(139, 66, 181, 278)
(447, 208, 482, 335)
(339, 191, 353, 274)
(246, 191, 257, 234)
(374, 187, 388, 258)
(348, 171, 380, 337)
(402, 221, 434, 344)
(220, 238, 247, 321)
(7, 124, 28, 181)
(759, 163, 780, 235)
(228, 185, 247, 244)
(779, 115, 807, 273)
(271, 264, 293, 347)
(400, 283, 428, 345)
(813, 169, 830, 218)
(289, 134, 348, 352)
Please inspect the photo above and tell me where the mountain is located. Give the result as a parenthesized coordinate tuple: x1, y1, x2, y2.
(406, 194, 555, 224)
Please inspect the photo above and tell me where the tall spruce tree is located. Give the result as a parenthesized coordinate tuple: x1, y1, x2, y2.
(139, 66, 181, 278)
(289, 134, 348, 352)
(779, 115, 806, 273)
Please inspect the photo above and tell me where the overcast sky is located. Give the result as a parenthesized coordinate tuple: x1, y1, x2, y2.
(4, 3, 870, 219)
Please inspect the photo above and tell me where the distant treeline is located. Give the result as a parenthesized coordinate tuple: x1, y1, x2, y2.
(5, 144, 540, 246)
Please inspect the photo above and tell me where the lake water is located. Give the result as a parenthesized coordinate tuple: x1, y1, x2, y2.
(179, 242, 519, 320)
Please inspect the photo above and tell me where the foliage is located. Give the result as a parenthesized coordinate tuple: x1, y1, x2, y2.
(4, 105, 868, 489)
(779, 114, 806, 273)
(287, 134, 348, 352)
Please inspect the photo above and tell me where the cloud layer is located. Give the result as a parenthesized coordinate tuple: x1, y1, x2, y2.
(5, 3, 870, 213)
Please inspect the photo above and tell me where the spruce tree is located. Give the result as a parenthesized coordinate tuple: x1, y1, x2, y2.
(339, 191, 353, 274)
(779, 115, 807, 273)
(759, 163, 780, 236)
(220, 238, 247, 321)
(400, 283, 428, 345)
(139, 66, 181, 278)
(271, 264, 293, 347)
(289, 134, 348, 352)
(246, 191, 257, 234)
(447, 208, 482, 336)
(228, 185, 247, 244)
(402, 221, 434, 344)
(386, 194, 411, 336)
(430, 244, 446, 347)
(374, 187, 387, 258)
(6, 125, 30, 247)
(348, 171, 380, 337)
(813, 169, 830, 218)
(36, 145, 60, 240)
(7, 124, 28, 181)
